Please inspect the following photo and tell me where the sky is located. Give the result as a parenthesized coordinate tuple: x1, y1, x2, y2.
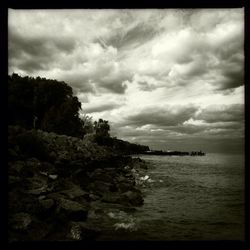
(8, 9, 245, 153)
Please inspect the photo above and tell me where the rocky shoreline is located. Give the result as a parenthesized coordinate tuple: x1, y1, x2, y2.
(8, 126, 148, 241)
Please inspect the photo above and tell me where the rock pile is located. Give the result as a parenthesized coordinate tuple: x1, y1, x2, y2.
(8, 126, 147, 241)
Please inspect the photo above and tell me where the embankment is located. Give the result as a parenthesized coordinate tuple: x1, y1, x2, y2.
(8, 126, 147, 241)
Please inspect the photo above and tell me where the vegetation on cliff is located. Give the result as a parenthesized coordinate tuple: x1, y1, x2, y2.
(8, 74, 149, 241)
(8, 73, 150, 154)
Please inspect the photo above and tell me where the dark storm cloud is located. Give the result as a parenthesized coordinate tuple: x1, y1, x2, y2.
(97, 78, 128, 94)
(137, 81, 158, 92)
(104, 22, 160, 50)
(8, 27, 76, 73)
(59, 73, 95, 93)
(123, 105, 198, 127)
(214, 49, 244, 90)
(196, 104, 244, 123)
(83, 103, 122, 113)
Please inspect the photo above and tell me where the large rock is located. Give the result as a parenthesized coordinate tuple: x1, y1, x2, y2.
(60, 186, 89, 200)
(39, 198, 55, 211)
(89, 169, 114, 183)
(87, 180, 112, 195)
(68, 221, 101, 240)
(56, 198, 88, 221)
(101, 192, 122, 204)
(9, 212, 32, 231)
(121, 190, 144, 206)
(8, 161, 26, 176)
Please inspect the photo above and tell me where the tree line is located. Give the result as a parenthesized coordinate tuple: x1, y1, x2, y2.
(8, 73, 149, 153)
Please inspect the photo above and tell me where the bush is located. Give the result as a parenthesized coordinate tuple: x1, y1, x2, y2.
(16, 131, 50, 161)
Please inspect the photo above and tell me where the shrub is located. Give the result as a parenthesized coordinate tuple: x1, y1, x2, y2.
(16, 131, 50, 161)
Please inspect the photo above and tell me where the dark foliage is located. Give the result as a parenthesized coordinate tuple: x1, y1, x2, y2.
(111, 138, 150, 154)
(16, 131, 51, 161)
(8, 73, 85, 138)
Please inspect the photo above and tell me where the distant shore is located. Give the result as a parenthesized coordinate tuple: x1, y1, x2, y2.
(136, 150, 206, 156)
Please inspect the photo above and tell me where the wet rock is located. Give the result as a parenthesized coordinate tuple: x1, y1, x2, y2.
(57, 198, 88, 221)
(90, 171, 114, 183)
(69, 160, 85, 170)
(68, 222, 100, 240)
(8, 148, 18, 159)
(89, 193, 101, 201)
(58, 150, 71, 163)
(87, 180, 112, 195)
(121, 190, 144, 206)
(38, 195, 46, 200)
(116, 182, 134, 193)
(9, 212, 32, 231)
(39, 162, 56, 173)
(49, 151, 57, 161)
(25, 175, 50, 195)
(131, 158, 148, 169)
(9, 176, 22, 187)
(71, 170, 91, 188)
(47, 192, 67, 201)
(101, 193, 122, 204)
(49, 174, 58, 180)
(60, 186, 89, 200)
(8, 161, 26, 175)
(39, 198, 55, 211)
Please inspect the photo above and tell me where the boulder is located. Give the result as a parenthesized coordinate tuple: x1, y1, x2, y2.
(9, 176, 22, 188)
(87, 181, 112, 195)
(90, 170, 114, 183)
(39, 198, 55, 211)
(8, 161, 26, 175)
(60, 186, 89, 200)
(25, 175, 49, 195)
(121, 190, 144, 206)
(57, 198, 88, 221)
(101, 192, 122, 204)
(68, 222, 100, 240)
(9, 212, 32, 231)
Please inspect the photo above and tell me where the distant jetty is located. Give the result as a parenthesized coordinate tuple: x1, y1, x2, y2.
(141, 150, 206, 156)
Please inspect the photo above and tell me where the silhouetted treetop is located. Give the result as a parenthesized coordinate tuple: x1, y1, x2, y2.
(8, 73, 84, 138)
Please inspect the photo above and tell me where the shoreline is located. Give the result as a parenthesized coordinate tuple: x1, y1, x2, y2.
(8, 126, 148, 241)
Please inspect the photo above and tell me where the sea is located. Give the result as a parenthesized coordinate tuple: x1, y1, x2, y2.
(96, 153, 245, 241)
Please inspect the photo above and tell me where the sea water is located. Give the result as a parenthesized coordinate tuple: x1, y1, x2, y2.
(99, 153, 245, 240)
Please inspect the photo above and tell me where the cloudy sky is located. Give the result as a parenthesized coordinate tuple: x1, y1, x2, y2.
(8, 9, 244, 153)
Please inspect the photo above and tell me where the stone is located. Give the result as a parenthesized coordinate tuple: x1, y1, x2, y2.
(25, 175, 49, 195)
(68, 222, 100, 240)
(49, 151, 57, 161)
(39, 198, 55, 210)
(8, 148, 18, 159)
(101, 193, 122, 204)
(40, 162, 56, 172)
(8, 161, 26, 175)
(116, 182, 134, 193)
(87, 181, 112, 195)
(9, 175, 21, 187)
(57, 198, 88, 221)
(61, 186, 89, 199)
(9, 212, 32, 231)
(49, 174, 58, 180)
(121, 190, 144, 206)
(27, 185, 48, 195)
(89, 193, 101, 201)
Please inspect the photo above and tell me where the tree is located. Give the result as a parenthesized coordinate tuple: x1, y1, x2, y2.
(94, 119, 110, 137)
(81, 114, 94, 135)
(8, 73, 85, 138)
